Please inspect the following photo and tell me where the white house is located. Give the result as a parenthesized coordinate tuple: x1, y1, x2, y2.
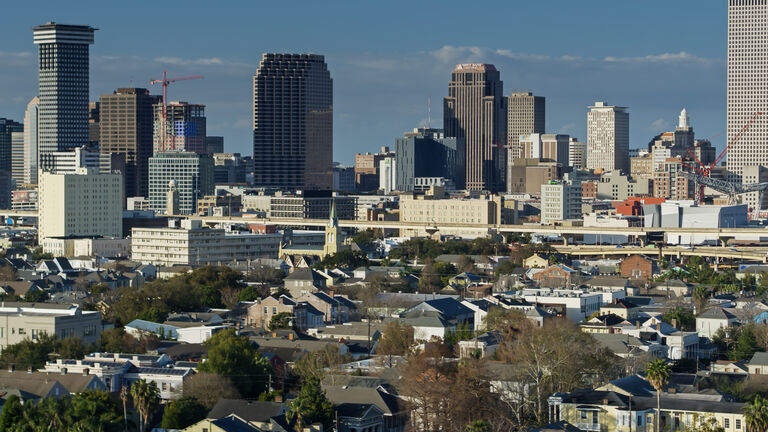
(176, 325, 228, 344)
(696, 307, 739, 339)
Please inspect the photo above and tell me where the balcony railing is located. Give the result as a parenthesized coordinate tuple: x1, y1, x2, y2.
(577, 423, 600, 431)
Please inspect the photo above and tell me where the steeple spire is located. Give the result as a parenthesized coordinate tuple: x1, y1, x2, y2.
(329, 199, 338, 228)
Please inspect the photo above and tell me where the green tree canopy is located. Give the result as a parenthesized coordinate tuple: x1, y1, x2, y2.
(313, 250, 370, 269)
(269, 312, 293, 330)
(376, 322, 414, 357)
(198, 329, 272, 398)
(287, 376, 334, 429)
(161, 396, 207, 429)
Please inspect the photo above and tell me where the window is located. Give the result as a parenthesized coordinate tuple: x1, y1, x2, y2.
(736, 419, 741, 430)
(725, 418, 731, 429)
(18, 328, 26, 335)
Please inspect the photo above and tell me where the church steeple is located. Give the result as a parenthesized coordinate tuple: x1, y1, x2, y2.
(329, 199, 338, 228)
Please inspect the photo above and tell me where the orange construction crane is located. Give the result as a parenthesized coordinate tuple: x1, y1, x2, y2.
(149, 70, 203, 152)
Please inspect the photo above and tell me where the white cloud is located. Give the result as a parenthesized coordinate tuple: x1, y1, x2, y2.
(603, 51, 717, 64)
(153, 56, 225, 66)
(430, 45, 491, 64)
(650, 118, 671, 131)
(559, 123, 578, 134)
(0, 51, 32, 58)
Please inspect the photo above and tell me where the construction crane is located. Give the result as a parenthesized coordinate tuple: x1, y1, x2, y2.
(149, 71, 203, 152)
(681, 111, 763, 204)
(679, 170, 768, 208)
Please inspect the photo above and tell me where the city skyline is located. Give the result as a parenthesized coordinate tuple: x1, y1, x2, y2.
(0, 1, 727, 164)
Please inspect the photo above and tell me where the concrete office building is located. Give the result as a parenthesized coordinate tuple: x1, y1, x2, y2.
(42, 146, 125, 179)
(10, 131, 25, 187)
(354, 147, 394, 192)
(587, 102, 629, 173)
(507, 159, 562, 194)
(653, 157, 694, 201)
(88, 101, 99, 146)
(568, 138, 587, 170)
(507, 92, 545, 189)
(399, 189, 503, 237)
(395, 128, 463, 192)
(727, 1, 768, 181)
(379, 157, 396, 194)
(131, 219, 282, 266)
(148, 152, 213, 215)
(630, 153, 654, 182)
(253, 53, 333, 190)
(33, 23, 96, 166)
(153, 101, 206, 154)
(596, 171, 651, 201)
(38, 168, 123, 241)
(268, 192, 356, 220)
(519, 133, 569, 165)
(21, 97, 40, 185)
(0, 303, 101, 351)
(212, 153, 247, 184)
(541, 178, 582, 224)
(444, 64, 506, 192)
(100, 88, 161, 198)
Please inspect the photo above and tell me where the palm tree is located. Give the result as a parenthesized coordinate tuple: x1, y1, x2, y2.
(692, 285, 710, 314)
(131, 379, 160, 432)
(744, 394, 768, 432)
(645, 359, 671, 432)
(120, 386, 129, 432)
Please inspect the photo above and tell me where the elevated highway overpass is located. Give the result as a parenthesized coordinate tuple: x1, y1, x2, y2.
(552, 244, 768, 263)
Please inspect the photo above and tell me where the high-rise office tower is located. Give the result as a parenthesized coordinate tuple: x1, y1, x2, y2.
(11, 131, 25, 186)
(586, 101, 629, 173)
(444, 64, 506, 192)
(32, 23, 96, 167)
(252, 53, 333, 190)
(148, 152, 214, 215)
(0, 119, 23, 174)
(100, 88, 161, 198)
(23, 97, 40, 185)
(88, 102, 100, 147)
(506, 92, 544, 191)
(153, 101, 206, 154)
(727, 1, 768, 183)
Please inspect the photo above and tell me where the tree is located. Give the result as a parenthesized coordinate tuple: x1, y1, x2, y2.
(732, 326, 760, 361)
(494, 260, 517, 277)
(292, 345, 346, 382)
(419, 258, 440, 293)
(0, 394, 22, 431)
(313, 250, 369, 269)
(120, 386, 129, 432)
(457, 255, 475, 273)
(31, 247, 52, 260)
(23, 289, 48, 302)
(376, 322, 414, 357)
(0, 333, 58, 369)
(238, 285, 269, 302)
(198, 329, 272, 398)
(662, 306, 695, 331)
(287, 376, 334, 429)
(161, 396, 206, 429)
(351, 229, 376, 248)
(269, 312, 293, 330)
(744, 394, 768, 432)
(247, 265, 286, 285)
(183, 372, 241, 409)
(692, 285, 710, 314)
(131, 379, 160, 432)
(646, 359, 671, 432)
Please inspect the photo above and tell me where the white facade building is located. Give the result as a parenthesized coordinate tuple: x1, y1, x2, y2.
(568, 138, 587, 169)
(379, 157, 396, 194)
(587, 101, 629, 173)
(131, 219, 281, 266)
(727, 1, 768, 182)
(540, 179, 582, 224)
(519, 133, 570, 165)
(38, 168, 123, 241)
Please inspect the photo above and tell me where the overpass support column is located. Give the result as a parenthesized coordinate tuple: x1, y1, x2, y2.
(562, 236, 569, 246)
(714, 257, 719, 272)
(720, 238, 727, 248)
(639, 237, 646, 247)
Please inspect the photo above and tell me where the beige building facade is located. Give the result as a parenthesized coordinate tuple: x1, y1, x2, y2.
(0, 303, 101, 352)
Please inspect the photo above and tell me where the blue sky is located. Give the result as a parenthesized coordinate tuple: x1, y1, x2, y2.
(0, 1, 727, 164)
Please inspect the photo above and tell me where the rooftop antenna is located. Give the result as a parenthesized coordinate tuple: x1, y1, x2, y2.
(427, 96, 431, 129)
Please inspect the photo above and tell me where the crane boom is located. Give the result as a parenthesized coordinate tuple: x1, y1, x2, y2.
(149, 70, 204, 152)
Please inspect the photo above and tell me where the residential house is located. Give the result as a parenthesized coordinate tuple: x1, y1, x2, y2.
(532, 264, 579, 288)
(457, 331, 501, 358)
(296, 291, 349, 324)
(0, 369, 106, 400)
(284, 268, 327, 297)
(247, 295, 303, 329)
(583, 276, 631, 294)
(580, 313, 631, 334)
(712, 360, 749, 375)
(124, 319, 179, 340)
(461, 298, 495, 331)
(748, 352, 768, 375)
(696, 307, 739, 339)
(600, 299, 640, 320)
(322, 385, 408, 432)
(620, 255, 657, 284)
(176, 325, 227, 344)
(182, 415, 264, 432)
(615, 316, 701, 360)
(401, 298, 474, 330)
(206, 399, 285, 430)
(524, 254, 550, 269)
(591, 333, 666, 358)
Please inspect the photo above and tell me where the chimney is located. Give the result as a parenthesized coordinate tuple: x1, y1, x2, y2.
(671, 318, 677, 329)
(83, 368, 89, 376)
(27, 366, 32, 374)
(289, 333, 294, 341)
(656, 323, 661, 331)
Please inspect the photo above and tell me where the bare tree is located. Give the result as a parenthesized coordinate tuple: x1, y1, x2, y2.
(183, 372, 241, 409)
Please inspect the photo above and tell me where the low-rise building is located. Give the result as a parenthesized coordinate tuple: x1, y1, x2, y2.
(519, 288, 602, 323)
(541, 179, 582, 225)
(131, 219, 281, 266)
(0, 302, 101, 351)
(696, 307, 739, 339)
(398, 188, 503, 237)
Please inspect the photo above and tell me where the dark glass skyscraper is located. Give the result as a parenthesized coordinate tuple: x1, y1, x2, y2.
(252, 53, 333, 190)
(444, 64, 506, 192)
(32, 23, 96, 168)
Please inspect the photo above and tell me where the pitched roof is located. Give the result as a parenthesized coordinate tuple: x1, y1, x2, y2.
(210, 414, 264, 432)
(322, 385, 403, 415)
(698, 307, 738, 320)
(208, 399, 284, 423)
(284, 268, 324, 282)
(750, 352, 768, 366)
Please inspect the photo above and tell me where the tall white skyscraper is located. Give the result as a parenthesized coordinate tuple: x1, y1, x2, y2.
(727, 1, 768, 182)
(23, 97, 39, 185)
(586, 101, 629, 173)
(32, 23, 96, 169)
